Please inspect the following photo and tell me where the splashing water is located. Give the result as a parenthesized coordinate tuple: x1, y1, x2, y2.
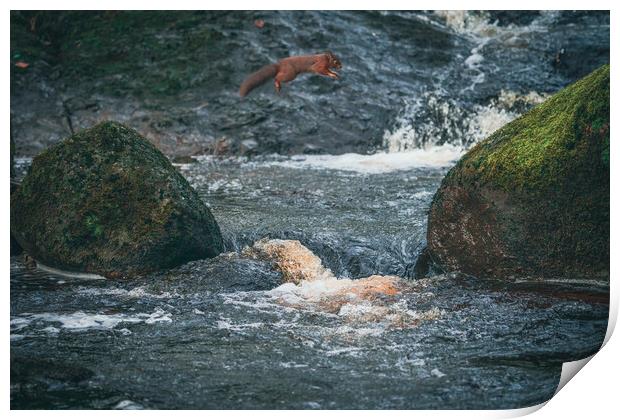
(382, 11, 556, 154)
(10, 308, 172, 334)
(383, 89, 548, 152)
(265, 145, 464, 174)
(240, 238, 441, 329)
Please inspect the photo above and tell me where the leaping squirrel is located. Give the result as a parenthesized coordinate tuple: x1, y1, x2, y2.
(239, 51, 342, 97)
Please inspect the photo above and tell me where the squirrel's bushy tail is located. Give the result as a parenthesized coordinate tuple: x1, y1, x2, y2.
(239, 64, 278, 97)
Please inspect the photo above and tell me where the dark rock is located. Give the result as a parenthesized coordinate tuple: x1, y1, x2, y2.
(10, 179, 23, 256)
(10, 234, 23, 256)
(238, 139, 259, 155)
(171, 155, 198, 164)
(412, 246, 441, 279)
(427, 65, 609, 280)
(487, 11, 540, 27)
(164, 254, 283, 293)
(11, 356, 95, 384)
(302, 143, 324, 154)
(10, 128, 16, 179)
(10, 121, 224, 278)
(553, 46, 610, 81)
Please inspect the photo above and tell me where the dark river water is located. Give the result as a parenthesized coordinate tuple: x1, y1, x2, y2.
(10, 10, 609, 409)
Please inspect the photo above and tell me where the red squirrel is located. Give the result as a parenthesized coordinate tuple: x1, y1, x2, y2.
(239, 51, 342, 97)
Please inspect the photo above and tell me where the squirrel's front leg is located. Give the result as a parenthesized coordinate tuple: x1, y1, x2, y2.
(326, 70, 339, 79)
(274, 79, 282, 94)
(314, 65, 339, 80)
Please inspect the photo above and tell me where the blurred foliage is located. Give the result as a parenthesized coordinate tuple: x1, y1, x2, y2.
(10, 11, 225, 97)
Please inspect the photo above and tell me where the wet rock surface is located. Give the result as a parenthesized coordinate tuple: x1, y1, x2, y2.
(11, 121, 224, 278)
(10, 11, 610, 158)
(427, 65, 610, 279)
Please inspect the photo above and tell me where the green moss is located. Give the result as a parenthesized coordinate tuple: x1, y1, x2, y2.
(602, 136, 610, 168)
(11, 11, 226, 98)
(84, 215, 104, 238)
(430, 65, 610, 279)
(11, 121, 224, 277)
(452, 65, 609, 193)
(10, 12, 55, 63)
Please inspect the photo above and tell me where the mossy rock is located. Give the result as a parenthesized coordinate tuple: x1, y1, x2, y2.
(10, 121, 224, 278)
(427, 65, 609, 280)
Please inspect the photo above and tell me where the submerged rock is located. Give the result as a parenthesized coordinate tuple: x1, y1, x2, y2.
(427, 65, 609, 279)
(164, 254, 283, 293)
(242, 238, 334, 284)
(243, 238, 406, 316)
(11, 356, 94, 384)
(11, 121, 224, 278)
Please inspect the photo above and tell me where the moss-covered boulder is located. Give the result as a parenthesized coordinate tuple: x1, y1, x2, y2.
(427, 65, 609, 279)
(10, 121, 224, 278)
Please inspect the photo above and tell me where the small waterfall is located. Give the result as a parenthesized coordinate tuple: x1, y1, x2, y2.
(382, 90, 548, 153)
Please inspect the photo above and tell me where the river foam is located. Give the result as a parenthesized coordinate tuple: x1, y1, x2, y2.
(238, 238, 443, 330)
(10, 308, 172, 335)
(76, 286, 179, 299)
(382, 89, 547, 153)
(378, 10, 554, 154)
(266, 144, 464, 174)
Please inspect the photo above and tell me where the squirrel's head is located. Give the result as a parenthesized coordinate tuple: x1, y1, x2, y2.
(324, 51, 342, 70)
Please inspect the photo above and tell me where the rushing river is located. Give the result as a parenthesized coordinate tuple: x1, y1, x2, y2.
(10, 11, 609, 409)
